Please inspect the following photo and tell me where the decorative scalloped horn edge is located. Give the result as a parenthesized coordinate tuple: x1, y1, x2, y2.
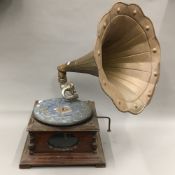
(94, 2, 160, 114)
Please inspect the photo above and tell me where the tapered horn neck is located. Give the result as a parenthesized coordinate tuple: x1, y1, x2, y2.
(57, 51, 98, 84)
(57, 51, 98, 100)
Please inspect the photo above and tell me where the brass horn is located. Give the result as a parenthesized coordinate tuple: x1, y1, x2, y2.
(57, 2, 160, 114)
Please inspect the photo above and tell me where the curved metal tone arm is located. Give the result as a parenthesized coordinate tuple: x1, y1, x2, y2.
(57, 63, 79, 100)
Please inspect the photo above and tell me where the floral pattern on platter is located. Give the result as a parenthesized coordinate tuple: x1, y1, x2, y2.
(33, 98, 92, 126)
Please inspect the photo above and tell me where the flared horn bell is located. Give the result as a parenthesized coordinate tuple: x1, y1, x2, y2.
(58, 2, 160, 114)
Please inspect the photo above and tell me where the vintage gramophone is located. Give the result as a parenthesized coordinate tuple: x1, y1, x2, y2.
(20, 2, 160, 168)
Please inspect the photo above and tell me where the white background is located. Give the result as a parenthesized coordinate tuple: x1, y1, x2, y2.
(0, 0, 175, 175)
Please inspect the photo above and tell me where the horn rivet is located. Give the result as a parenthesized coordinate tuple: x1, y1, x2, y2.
(103, 22, 107, 28)
(148, 94, 151, 98)
(154, 72, 158, 77)
(147, 90, 152, 98)
(134, 104, 138, 109)
(117, 7, 120, 13)
(102, 79, 106, 86)
(146, 25, 150, 31)
(153, 48, 157, 53)
(98, 50, 101, 56)
(133, 10, 137, 15)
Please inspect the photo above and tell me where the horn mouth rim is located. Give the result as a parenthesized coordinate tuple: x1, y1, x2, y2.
(94, 2, 160, 114)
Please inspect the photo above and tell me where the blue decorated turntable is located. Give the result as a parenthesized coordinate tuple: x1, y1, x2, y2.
(33, 98, 92, 126)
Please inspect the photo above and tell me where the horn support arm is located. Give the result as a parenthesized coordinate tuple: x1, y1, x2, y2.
(57, 51, 98, 100)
